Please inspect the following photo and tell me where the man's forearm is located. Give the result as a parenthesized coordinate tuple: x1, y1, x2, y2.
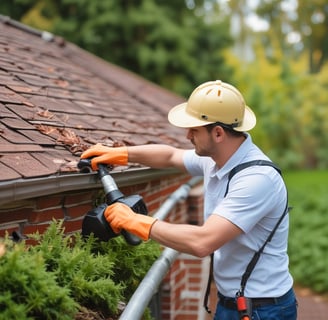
(127, 144, 187, 171)
(149, 215, 243, 258)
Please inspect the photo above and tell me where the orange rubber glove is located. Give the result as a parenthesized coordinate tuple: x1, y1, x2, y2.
(104, 202, 157, 241)
(81, 144, 128, 171)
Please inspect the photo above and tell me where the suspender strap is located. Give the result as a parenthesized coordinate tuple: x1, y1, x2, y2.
(239, 200, 289, 295)
(231, 161, 288, 295)
(224, 160, 281, 197)
(203, 160, 288, 312)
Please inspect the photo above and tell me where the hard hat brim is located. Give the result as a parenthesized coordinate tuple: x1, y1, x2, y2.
(168, 102, 256, 132)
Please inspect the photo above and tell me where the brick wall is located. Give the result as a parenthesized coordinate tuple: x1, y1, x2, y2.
(0, 190, 98, 242)
(0, 173, 189, 239)
(0, 173, 206, 319)
(160, 183, 208, 320)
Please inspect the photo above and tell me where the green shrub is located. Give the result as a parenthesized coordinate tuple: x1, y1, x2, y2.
(0, 240, 77, 320)
(95, 235, 162, 300)
(29, 222, 123, 316)
(0, 220, 161, 319)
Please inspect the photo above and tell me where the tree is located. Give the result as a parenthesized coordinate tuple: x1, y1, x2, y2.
(256, 0, 328, 73)
(222, 0, 256, 62)
(295, 0, 328, 73)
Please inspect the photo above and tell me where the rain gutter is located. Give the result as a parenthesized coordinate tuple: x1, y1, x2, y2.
(0, 167, 180, 207)
(119, 176, 203, 320)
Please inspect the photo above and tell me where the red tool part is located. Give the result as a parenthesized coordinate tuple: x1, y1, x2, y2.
(236, 295, 252, 320)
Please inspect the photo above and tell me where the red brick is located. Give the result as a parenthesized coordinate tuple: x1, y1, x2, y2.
(189, 267, 202, 274)
(23, 222, 51, 235)
(63, 218, 83, 234)
(24, 238, 40, 246)
(174, 270, 187, 284)
(144, 201, 160, 214)
(145, 189, 166, 203)
(28, 207, 64, 223)
(65, 203, 93, 219)
(35, 195, 63, 210)
(189, 277, 202, 284)
(120, 182, 149, 195)
(64, 191, 97, 206)
(161, 313, 170, 320)
(186, 303, 199, 309)
(0, 207, 32, 224)
(150, 180, 161, 188)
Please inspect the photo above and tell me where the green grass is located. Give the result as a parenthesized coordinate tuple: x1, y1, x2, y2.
(284, 170, 328, 190)
(284, 170, 328, 293)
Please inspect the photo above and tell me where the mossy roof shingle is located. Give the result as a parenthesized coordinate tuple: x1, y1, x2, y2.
(0, 17, 189, 182)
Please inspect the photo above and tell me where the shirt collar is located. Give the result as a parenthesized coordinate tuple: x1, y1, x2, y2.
(210, 133, 252, 180)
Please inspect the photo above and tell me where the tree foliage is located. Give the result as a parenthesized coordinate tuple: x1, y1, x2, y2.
(225, 38, 328, 169)
(256, 0, 328, 73)
(296, 0, 328, 73)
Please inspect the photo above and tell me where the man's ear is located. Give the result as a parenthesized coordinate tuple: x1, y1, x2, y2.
(212, 125, 224, 140)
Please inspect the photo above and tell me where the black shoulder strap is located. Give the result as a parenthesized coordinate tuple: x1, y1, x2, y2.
(203, 160, 284, 312)
(224, 160, 289, 296)
(239, 199, 289, 296)
(203, 160, 288, 312)
(224, 160, 282, 197)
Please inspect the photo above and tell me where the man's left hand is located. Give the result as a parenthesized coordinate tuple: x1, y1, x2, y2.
(104, 202, 157, 241)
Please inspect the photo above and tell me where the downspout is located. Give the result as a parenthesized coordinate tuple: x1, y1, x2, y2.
(119, 176, 203, 320)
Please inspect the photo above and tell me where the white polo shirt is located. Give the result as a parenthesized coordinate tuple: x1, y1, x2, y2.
(183, 134, 293, 298)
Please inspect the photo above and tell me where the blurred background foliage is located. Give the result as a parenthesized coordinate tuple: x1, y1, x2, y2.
(0, 0, 327, 169)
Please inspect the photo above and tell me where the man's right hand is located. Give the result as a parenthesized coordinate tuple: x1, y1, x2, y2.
(80, 144, 128, 170)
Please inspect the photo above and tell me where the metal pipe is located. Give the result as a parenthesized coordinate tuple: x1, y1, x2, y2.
(119, 247, 179, 320)
(153, 176, 202, 221)
(119, 176, 203, 320)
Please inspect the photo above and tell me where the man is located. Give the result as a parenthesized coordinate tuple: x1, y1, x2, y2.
(81, 80, 297, 319)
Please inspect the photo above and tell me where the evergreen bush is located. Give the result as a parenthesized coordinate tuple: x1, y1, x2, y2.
(0, 220, 161, 319)
(0, 240, 77, 319)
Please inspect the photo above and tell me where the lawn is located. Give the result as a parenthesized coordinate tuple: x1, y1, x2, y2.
(284, 170, 328, 293)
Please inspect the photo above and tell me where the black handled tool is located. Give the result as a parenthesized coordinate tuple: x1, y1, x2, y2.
(78, 159, 148, 245)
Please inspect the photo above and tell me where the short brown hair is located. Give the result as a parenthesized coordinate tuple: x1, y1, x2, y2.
(205, 122, 245, 137)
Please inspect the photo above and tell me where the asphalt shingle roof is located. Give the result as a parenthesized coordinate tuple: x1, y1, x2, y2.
(0, 17, 188, 182)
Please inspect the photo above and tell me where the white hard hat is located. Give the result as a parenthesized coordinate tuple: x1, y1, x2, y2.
(168, 80, 256, 131)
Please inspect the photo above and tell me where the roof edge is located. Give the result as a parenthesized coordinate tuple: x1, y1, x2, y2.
(0, 14, 55, 42)
(0, 168, 182, 207)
